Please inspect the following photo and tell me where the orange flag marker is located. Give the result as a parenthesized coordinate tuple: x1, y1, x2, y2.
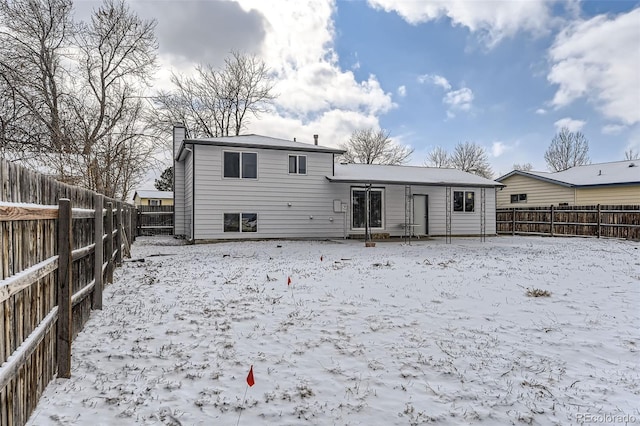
(287, 276, 292, 286)
(247, 365, 255, 387)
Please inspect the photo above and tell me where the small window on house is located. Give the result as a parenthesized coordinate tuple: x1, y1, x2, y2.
(224, 213, 258, 233)
(465, 192, 475, 212)
(510, 194, 527, 203)
(288, 155, 307, 174)
(351, 187, 384, 229)
(453, 191, 475, 212)
(149, 199, 161, 206)
(242, 213, 257, 232)
(224, 151, 257, 179)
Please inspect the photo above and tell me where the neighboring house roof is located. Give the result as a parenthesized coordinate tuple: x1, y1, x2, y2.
(328, 163, 504, 187)
(496, 160, 640, 188)
(178, 134, 344, 158)
(133, 190, 173, 200)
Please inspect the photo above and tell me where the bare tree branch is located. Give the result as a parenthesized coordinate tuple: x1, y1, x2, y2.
(339, 128, 413, 165)
(449, 141, 493, 178)
(624, 149, 639, 160)
(149, 51, 276, 139)
(425, 146, 450, 168)
(544, 127, 590, 172)
(513, 162, 533, 171)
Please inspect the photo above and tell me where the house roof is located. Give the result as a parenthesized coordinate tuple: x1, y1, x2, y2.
(496, 160, 640, 187)
(133, 190, 173, 200)
(328, 163, 504, 187)
(180, 134, 344, 156)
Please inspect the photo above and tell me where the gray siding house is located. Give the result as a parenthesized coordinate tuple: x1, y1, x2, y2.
(173, 124, 502, 241)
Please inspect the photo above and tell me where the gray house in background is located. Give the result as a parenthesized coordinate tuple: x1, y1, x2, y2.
(172, 124, 502, 241)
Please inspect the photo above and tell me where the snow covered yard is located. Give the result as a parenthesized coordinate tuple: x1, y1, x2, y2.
(27, 236, 639, 425)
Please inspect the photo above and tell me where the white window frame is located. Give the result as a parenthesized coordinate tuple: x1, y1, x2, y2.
(223, 150, 258, 179)
(288, 154, 307, 175)
(223, 212, 258, 233)
(510, 193, 527, 204)
(149, 199, 161, 206)
(453, 191, 475, 213)
(350, 187, 385, 231)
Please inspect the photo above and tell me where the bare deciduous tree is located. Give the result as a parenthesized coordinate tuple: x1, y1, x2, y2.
(624, 149, 639, 160)
(0, 0, 74, 170)
(339, 128, 413, 165)
(544, 127, 590, 172)
(150, 51, 275, 139)
(0, 0, 158, 198)
(449, 141, 493, 178)
(513, 162, 533, 171)
(425, 146, 450, 167)
(73, 0, 157, 194)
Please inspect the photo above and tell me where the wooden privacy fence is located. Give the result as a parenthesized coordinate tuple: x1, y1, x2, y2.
(136, 205, 174, 236)
(0, 158, 135, 426)
(497, 205, 640, 239)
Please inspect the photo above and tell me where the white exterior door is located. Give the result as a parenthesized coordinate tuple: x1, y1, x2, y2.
(413, 195, 428, 235)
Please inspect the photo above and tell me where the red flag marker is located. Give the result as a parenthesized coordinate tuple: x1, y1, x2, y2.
(320, 255, 323, 262)
(247, 365, 255, 387)
(287, 276, 291, 286)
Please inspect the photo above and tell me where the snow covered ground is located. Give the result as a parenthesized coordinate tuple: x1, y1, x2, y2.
(27, 236, 639, 425)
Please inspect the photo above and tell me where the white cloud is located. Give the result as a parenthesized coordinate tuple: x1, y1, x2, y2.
(554, 117, 586, 132)
(419, 73, 473, 117)
(214, 0, 396, 146)
(535, 108, 547, 115)
(418, 73, 451, 90)
(245, 109, 379, 147)
(491, 141, 511, 157)
(548, 8, 640, 125)
(443, 87, 474, 113)
(397, 85, 407, 97)
(601, 124, 627, 135)
(367, 0, 553, 46)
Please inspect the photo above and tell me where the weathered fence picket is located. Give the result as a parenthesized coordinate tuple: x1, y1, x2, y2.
(497, 205, 640, 239)
(0, 158, 135, 426)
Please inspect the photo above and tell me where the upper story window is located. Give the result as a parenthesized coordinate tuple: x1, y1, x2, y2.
(224, 151, 257, 179)
(289, 155, 307, 175)
(149, 199, 161, 206)
(510, 193, 527, 203)
(453, 191, 475, 212)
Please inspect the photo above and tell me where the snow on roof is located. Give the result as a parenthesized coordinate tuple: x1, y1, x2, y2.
(134, 190, 173, 200)
(497, 160, 640, 187)
(185, 134, 344, 154)
(328, 163, 503, 187)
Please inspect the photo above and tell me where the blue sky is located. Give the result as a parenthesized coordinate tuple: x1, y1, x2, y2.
(82, 0, 639, 179)
(329, 0, 640, 174)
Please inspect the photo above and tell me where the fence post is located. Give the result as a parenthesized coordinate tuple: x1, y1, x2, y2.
(596, 204, 601, 238)
(92, 194, 104, 310)
(116, 202, 123, 265)
(106, 202, 114, 284)
(511, 208, 516, 236)
(550, 205, 554, 237)
(132, 207, 138, 240)
(56, 198, 72, 378)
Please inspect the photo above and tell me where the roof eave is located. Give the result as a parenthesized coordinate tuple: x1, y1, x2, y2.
(326, 176, 504, 188)
(575, 181, 640, 188)
(496, 170, 573, 187)
(183, 138, 345, 154)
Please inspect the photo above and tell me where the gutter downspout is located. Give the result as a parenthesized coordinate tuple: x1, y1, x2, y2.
(191, 144, 195, 242)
